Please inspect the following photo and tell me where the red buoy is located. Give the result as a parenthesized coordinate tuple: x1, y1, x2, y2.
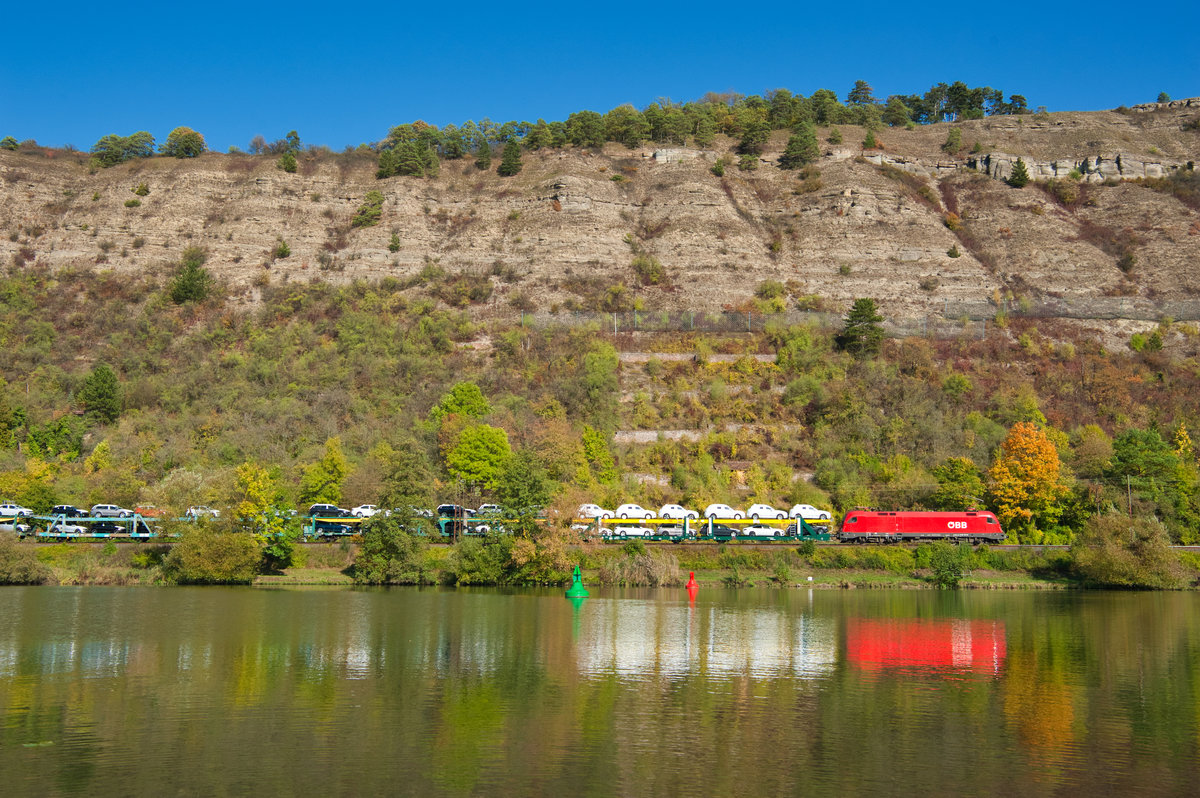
(686, 572, 698, 590)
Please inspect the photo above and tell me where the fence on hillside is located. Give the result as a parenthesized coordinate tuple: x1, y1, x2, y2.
(517, 310, 991, 339)
(517, 297, 1196, 340)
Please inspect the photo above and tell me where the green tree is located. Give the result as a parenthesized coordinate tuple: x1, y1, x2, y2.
(737, 119, 771, 155)
(497, 449, 552, 513)
(582, 425, 617, 483)
(1157, 92, 1171, 103)
(285, 130, 301, 152)
(1008, 157, 1030, 187)
(0, 136, 18, 151)
(299, 437, 349, 505)
(1108, 428, 1179, 499)
(931, 457, 985, 510)
(835, 298, 884, 358)
(446, 424, 511, 490)
(430, 382, 491, 424)
(778, 123, 819, 169)
(379, 437, 434, 511)
(942, 127, 963, 153)
(169, 246, 213, 304)
(90, 132, 155, 167)
(163, 522, 260, 584)
(1070, 513, 1184, 588)
(352, 190, 384, 228)
(354, 512, 430, 583)
(881, 96, 912, 126)
(78, 363, 122, 424)
(863, 130, 879, 149)
(847, 80, 876, 105)
(925, 541, 970, 588)
(474, 141, 492, 170)
(161, 126, 206, 157)
(233, 462, 299, 571)
(277, 152, 297, 173)
(498, 140, 523, 176)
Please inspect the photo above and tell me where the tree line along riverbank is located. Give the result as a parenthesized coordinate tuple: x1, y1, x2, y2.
(3, 515, 1197, 589)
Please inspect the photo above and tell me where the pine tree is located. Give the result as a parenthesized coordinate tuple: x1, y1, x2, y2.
(835, 298, 884, 358)
(778, 123, 819, 169)
(498, 140, 522, 176)
(474, 140, 492, 171)
(1008, 157, 1030, 187)
(78, 363, 122, 424)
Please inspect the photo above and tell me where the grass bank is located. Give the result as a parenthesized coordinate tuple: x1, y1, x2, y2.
(2, 540, 1171, 590)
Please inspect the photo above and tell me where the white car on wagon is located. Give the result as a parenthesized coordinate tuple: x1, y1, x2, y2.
(746, 503, 787, 521)
(578, 503, 615, 519)
(659, 503, 698, 520)
(789, 503, 832, 521)
(703, 503, 743, 520)
(615, 503, 656, 520)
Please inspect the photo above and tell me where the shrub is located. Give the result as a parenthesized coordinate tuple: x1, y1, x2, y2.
(132, 182, 149, 196)
(388, 232, 401, 252)
(272, 239, 291, 259)
(124, 198, 141, 208)
(827, 127, 843, 144)
(737, 153, 758, 171)
(947, 245, 961, 258)
(352, 190, 385, 228)
(277, 152, 297, 173)
(924, 541, 970, 588)
(0, 136, 17, 151)
(161, 126, 206, 158)
(756, 279, 786, 300)
(1008, 158, 1030, 187)
(354, 514, 431, 584)
(631, 254, 666, 285)
(1070, 514, 1185, 588)
(163, 526, 261, 584)
(0, 533, 54, 584)
(497, 140, 522, 176)
(90, 131, 155, 167)
(169, 246, 213, 304)
(941, 127, 962, 153)
(710, 158, 726, 177)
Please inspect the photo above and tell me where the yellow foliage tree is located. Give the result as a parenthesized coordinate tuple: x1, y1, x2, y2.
(989, 422, 1070, 542)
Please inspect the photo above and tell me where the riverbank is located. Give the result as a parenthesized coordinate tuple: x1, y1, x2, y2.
(3, 539, 1168, 590)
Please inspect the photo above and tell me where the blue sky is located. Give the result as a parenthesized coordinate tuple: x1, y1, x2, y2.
(3, 0, 1195, 152)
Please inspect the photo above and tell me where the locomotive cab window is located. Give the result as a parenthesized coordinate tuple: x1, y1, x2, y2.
(986, 517, 995, 523)
(846, 517, 857, 523)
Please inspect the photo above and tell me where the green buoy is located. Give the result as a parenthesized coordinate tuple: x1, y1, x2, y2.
(566, 565, 589, 598)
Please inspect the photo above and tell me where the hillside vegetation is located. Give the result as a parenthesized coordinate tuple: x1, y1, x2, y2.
(1, 89, 1199, 566)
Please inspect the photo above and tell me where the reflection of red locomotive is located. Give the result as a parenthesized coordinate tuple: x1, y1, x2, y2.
(847, 619, 1007, 675)
(839, 510, 1004, 543)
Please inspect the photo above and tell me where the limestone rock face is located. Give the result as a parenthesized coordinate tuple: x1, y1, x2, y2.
(0, 104, 1196, 322)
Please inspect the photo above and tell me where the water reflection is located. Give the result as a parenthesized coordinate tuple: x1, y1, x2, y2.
(576, 595, 836, 678)
(0, 588, 1197, 797)
(847, 618, 1007, 676)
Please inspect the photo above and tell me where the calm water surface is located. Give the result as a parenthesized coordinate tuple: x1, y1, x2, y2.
(1, 586, 1198, 796)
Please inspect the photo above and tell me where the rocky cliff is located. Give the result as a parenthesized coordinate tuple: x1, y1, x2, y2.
(1, 103, 1196, 323)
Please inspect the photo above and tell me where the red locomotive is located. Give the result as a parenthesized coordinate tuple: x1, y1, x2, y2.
(838, 510, 1004, 544)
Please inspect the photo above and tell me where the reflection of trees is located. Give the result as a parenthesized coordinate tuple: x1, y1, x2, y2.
(2, 590, 1200, 794)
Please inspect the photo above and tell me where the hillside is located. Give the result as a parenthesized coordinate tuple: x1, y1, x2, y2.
(2, 101, 1197, 324)
(2, 99, 1200, 553)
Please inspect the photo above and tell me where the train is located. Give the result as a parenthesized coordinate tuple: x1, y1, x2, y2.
(3, 507, 1004, 545)
(838, 510, 1004, 544)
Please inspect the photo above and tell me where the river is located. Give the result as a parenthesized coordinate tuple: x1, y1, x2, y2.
(0, 586, 1197, 796)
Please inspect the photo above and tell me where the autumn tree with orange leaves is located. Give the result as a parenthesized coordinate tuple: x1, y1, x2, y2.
(989, 422, 1071, 543)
